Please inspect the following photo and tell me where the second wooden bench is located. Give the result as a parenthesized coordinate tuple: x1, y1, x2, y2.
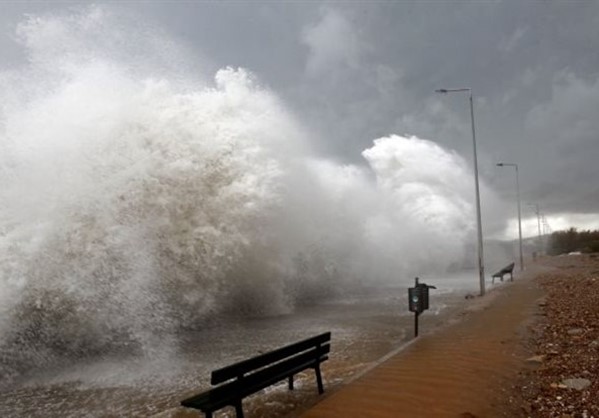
(492, 262, 515, 283)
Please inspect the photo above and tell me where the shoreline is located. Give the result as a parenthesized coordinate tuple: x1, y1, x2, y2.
(172, 269, 537, 418)
(168, 274, 513, 418)
(0, 273, 479, 418)
(4, 257, 594, 418)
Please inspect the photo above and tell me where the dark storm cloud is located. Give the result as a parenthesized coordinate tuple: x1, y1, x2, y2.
(1, 1, 598, 223)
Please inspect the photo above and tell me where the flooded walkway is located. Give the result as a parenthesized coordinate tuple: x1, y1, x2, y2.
(302, 274, 544, 418)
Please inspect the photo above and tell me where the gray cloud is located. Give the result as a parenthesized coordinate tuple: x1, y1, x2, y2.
(301, 7, 365, 77)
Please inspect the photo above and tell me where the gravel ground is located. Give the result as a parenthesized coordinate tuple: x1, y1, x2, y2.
(510, 254, 599, 418)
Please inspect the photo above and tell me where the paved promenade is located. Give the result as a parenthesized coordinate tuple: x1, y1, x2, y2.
(302, 275, 544, 418)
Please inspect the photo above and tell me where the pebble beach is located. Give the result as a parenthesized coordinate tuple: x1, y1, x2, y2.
(508, 254, 599, 418)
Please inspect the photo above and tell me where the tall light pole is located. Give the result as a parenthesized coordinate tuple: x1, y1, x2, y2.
(530, 204, 542, 255)
(497, 163, 524, 271)
(436, 88, 485, 296)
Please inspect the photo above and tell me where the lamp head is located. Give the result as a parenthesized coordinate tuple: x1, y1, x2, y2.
(435, 89, 448, 94)
(496, 163, 504, 167)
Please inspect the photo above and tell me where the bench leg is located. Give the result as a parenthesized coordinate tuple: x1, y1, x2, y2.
(315, 364, 324, 394)
(510, 272, 513, 282)
(235, 400, 244, 418)
(288, 375, 294, 390)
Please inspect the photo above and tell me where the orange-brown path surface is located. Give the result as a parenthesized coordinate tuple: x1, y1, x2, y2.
(302, 274, 544, 418)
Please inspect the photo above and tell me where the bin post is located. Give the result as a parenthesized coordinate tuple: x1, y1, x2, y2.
(414, 277, 419, 337)
(407, 277, 436, 338)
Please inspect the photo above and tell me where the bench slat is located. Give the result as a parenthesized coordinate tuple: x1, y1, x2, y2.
(182, 344, 330, 412)
(182, 356, 329, 412)
(211, 332, 330, 384)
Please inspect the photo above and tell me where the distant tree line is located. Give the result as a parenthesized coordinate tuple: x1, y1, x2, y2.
(548, 228, 599, 255)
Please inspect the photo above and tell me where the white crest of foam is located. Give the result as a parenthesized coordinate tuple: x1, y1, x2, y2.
(360, 135, 475, 273)
(0, 6, 485, 375)
(0, 28, 301, 355)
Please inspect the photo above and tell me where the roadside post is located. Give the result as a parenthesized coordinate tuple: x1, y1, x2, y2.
(408, 277, 437, 338)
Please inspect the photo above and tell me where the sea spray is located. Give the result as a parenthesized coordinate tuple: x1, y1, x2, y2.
(362, 135, 474, 272)
(0, 5, 482, 383)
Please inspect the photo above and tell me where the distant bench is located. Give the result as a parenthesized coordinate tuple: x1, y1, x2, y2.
(491, 262, 515, 283)
(181, 332, 331, 418)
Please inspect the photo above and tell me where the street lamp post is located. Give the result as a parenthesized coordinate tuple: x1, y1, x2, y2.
(436, 88, 485, 296)
(532, 204, 542, 255)
(496, 163, 524, 272)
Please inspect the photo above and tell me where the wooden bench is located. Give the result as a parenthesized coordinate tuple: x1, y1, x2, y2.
(180, 332, 331, 418)
(492, 262, 515, 283)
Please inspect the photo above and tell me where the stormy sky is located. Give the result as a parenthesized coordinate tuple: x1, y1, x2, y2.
(1, 1, 598, 238)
